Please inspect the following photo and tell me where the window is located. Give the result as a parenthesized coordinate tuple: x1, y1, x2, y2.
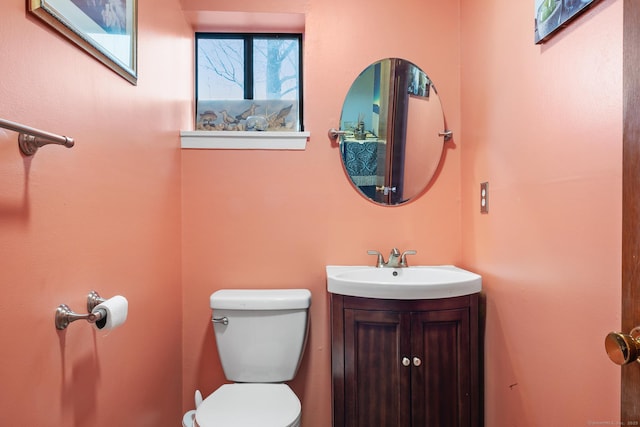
(196, 33, 303, 132)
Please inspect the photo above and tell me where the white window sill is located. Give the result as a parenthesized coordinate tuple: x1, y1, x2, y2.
(180, 131, 310, 150)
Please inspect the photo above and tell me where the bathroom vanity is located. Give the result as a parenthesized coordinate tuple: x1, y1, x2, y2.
(330, 293, 482, 427)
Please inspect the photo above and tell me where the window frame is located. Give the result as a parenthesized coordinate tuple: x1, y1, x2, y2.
(195, 32, 304, 131)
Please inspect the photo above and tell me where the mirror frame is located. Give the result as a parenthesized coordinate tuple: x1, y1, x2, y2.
(336, 58, 448, 206)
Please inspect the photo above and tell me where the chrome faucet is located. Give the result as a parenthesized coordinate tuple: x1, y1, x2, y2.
(386, 248, 401, 267)
(367, 248, 417, 268)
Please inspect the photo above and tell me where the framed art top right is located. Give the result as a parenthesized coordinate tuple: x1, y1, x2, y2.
(535, 0, 600, 44)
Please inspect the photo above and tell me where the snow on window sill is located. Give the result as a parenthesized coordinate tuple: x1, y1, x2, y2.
(180, 130, 310, 150)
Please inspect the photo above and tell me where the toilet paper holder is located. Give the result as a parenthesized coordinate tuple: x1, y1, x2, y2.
(55, 291, 106, 330)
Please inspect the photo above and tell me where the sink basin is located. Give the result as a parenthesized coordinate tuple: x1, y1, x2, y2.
(326, 265, 482, 300)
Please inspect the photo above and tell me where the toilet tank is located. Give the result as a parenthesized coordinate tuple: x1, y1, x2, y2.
(210, 289, 311, 383)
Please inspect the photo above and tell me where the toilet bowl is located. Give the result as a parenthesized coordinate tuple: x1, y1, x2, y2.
(195, 384, 301, 427)
(194, 289, 311, 427)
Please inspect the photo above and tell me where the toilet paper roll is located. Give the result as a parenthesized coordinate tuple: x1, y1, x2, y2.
(92, 295, 128, 330)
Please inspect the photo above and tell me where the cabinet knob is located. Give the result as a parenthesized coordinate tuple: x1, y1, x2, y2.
(402, 357, 411, 367)
(413, 357, 422, 367)
(605, 327, 640, 365)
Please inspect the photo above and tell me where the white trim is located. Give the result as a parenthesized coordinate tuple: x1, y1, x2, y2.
(180, 131, 310, 150)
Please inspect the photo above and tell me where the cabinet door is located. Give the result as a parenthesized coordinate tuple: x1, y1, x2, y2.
(344, 309, 412, 427)
(410, 308, 471, 427)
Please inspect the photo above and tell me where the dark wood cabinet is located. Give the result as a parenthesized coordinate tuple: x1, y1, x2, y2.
(331, 293, 482, 427)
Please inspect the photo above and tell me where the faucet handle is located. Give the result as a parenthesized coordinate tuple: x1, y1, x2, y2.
(400, 250, 417, 267)
(367, 250, 385, 268)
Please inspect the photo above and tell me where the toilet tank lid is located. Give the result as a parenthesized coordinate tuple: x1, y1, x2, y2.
(210, 289, 311, 310)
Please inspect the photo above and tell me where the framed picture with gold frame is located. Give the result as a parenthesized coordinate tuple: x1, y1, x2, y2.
(29, 0, 137, 84)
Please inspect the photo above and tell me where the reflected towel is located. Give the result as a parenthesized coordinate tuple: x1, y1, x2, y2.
(343, 141, 378, 176)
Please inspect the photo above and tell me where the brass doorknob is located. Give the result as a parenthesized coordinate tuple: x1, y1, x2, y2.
(605, 327, 640, 365)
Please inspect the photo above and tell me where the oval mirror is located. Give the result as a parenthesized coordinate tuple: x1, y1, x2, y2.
(338, 58, 447, 205)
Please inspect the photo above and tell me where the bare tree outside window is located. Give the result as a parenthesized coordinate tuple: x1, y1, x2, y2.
(254, 38, 299, 100)
(195, 34, 302, 131)
(197, 36, 299, 101)
(197, 38, 245, 99)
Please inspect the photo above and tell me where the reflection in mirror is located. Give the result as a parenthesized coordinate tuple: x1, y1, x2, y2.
(339, 58, 447, 205)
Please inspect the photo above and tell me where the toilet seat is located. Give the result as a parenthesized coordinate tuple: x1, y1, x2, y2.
(195, 383, 301, 427)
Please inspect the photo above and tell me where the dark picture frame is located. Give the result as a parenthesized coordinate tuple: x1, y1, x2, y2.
(535, 0, 600, 44)
(407, 65, 431, 99)
(29, 0, 137, 84)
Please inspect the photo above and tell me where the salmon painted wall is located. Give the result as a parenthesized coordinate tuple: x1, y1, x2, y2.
(0, 0, 191, 425)
(460, 0, 622, 425)
(180, 0, 463, 424)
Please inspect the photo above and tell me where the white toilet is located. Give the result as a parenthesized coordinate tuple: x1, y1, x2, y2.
(194, 289, 312, 427)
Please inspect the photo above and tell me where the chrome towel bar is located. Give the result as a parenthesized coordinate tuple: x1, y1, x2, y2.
(0, 118, 74, 156)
